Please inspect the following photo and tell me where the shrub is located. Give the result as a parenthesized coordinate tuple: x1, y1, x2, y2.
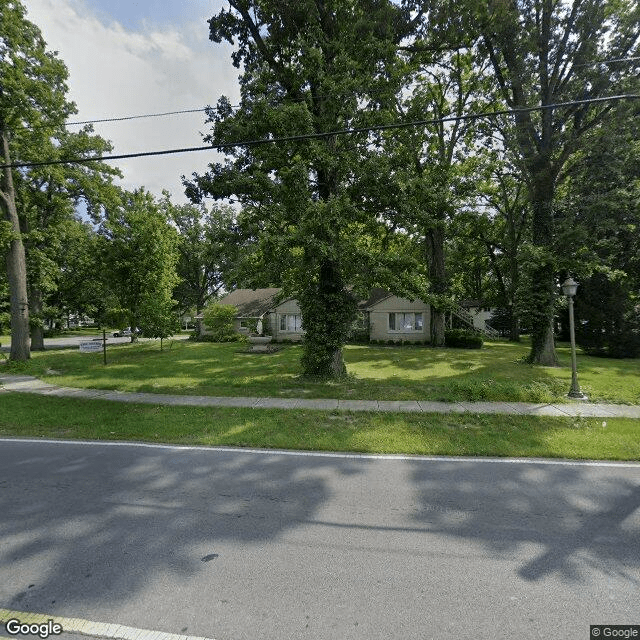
(445, 329, 483, 349)
(194, 333, 244, 343)
(201, 303, 239, 342)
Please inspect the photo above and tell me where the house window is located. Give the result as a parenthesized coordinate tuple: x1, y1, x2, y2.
(280, 314, 302, 332)
(239, 320, 248, 329)
(389, 312, 423, 332)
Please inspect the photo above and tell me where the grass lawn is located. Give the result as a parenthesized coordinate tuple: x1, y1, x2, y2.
(1, 393, 638, 461)
(1, 337, 638, 404)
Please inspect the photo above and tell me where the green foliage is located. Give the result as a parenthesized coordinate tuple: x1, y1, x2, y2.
(189, 0, 409, 377)
(101, 189, 180, 338)
(299, 279, 357, 378)
(445, 329, 483, 349)
(0, 311, 10, 334)
(193, 332, 245, 343)
(576, 273, 640, 359)
(1, 0, 120, 358)
(163, 196, 240, 315)
(201, 303, 240, 342)
(467, 0, 640, 364)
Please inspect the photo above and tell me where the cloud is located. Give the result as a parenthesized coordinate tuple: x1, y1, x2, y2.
(23, 0, 240, 202)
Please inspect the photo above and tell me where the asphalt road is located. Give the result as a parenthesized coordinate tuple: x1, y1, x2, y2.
(1, 440, 638, 640)
(0, 334, 189, 351)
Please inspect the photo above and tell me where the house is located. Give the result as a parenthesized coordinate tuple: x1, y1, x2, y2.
(360, 288, 430, 343)
(201, 288, 305, 342)
(457, 299, 498, 335)
(203, 287, 431, 343)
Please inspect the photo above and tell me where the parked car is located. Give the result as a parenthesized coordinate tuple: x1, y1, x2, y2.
(112, 327, 140, 338)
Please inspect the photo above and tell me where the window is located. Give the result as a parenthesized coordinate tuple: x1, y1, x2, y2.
(388, 312, 423, 332)
(280, 314, 302, 332)
(239, 320, 248, 329)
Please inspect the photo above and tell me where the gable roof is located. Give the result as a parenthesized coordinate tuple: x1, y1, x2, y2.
(218, 288, 283, 317)
(358, 287, 394, 310)
(217, 286, 428, 316)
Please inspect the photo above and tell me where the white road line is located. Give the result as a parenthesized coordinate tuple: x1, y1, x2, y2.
(0, 437, 638, 468)
(0, 610, 215, 640)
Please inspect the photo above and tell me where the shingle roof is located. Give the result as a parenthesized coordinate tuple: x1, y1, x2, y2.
(216, 286, 416, 316)
(218, 288, 283, 317)
(358, 288, 395, 309)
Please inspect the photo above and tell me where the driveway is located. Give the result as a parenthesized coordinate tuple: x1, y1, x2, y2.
(0, 440, 638, 640)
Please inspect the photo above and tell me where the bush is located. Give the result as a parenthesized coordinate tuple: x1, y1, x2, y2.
(201, 303, 239, 342)
(445, 329, 483, 349)
(193, 333, 244, 343)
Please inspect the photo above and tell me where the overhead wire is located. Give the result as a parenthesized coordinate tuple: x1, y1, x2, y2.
(1, 93, 639, 170)
(12, 55, 640, 133)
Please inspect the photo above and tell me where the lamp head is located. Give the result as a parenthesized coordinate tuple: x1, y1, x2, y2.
(561, 277, 578, 297)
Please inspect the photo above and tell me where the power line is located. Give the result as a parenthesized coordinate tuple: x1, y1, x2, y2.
(12, 55, 640, 133)
(2, 94, 639, 170)
(574, 55, 640, 67)
(66, 107, 209, 126)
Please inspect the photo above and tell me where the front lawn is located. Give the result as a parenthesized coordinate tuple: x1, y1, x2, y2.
(2, 338, 638, 404)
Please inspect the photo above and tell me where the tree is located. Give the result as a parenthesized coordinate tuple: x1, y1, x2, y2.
(0, 0, 74, 359)
(164, 196, 239, 316)
(187, 0, 409, 377)
(52, 217, 112, 325)
(394, 50, 489, 345)
(471, 0, 640, 364)
(201, 302, 239, 342)
(17, 126, 120, 349)
(101, 189, 179, 341)
(462, 148, 531, 341)
(554, 96, 640, 357)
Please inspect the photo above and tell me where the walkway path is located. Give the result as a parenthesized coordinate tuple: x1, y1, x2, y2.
(2, 374, 639, 417)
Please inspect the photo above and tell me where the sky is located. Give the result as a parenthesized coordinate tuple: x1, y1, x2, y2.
(24, 0, 242, 203)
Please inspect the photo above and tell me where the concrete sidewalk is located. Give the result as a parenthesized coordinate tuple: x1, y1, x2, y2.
(1, 374, 639, 418)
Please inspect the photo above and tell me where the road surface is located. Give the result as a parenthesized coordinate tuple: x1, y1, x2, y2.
(0, 440, 638, 640)
(0, 334, 189, 351)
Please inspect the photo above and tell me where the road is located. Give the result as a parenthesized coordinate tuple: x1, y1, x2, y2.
(0, 440, 638, 640)
(0, 334, 189, 351)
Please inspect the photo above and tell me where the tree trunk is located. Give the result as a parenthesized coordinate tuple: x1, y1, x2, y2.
(428, 224, 446, 346)
(30, 287, 45, 350)
(509, 309, 520, 342)
(299, 259, 354, 378)
(1, 131, 30, 360)
(528, 170, 558, 365)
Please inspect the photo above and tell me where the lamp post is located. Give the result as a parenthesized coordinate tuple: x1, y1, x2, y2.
(561, 277, 587, 400)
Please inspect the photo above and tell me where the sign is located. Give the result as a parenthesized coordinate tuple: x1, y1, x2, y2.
(79, 341, 103, 353)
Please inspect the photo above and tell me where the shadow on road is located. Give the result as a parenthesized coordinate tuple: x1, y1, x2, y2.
(1, 443, 638, 619)
(409, 460, 640, 584)
(0, 444, 364, 612)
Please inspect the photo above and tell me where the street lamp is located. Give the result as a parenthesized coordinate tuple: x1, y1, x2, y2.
(561, 277, 587, 400)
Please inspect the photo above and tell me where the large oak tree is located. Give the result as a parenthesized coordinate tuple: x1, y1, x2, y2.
(188, 0, 410, 377)
(472, 0, 640, 364)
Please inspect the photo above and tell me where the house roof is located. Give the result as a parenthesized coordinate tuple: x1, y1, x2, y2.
(214, 286, 426, 316)
(357, 287, 395, 310)
(459, 299, 485, 309)
(218, 288, 284, 317)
